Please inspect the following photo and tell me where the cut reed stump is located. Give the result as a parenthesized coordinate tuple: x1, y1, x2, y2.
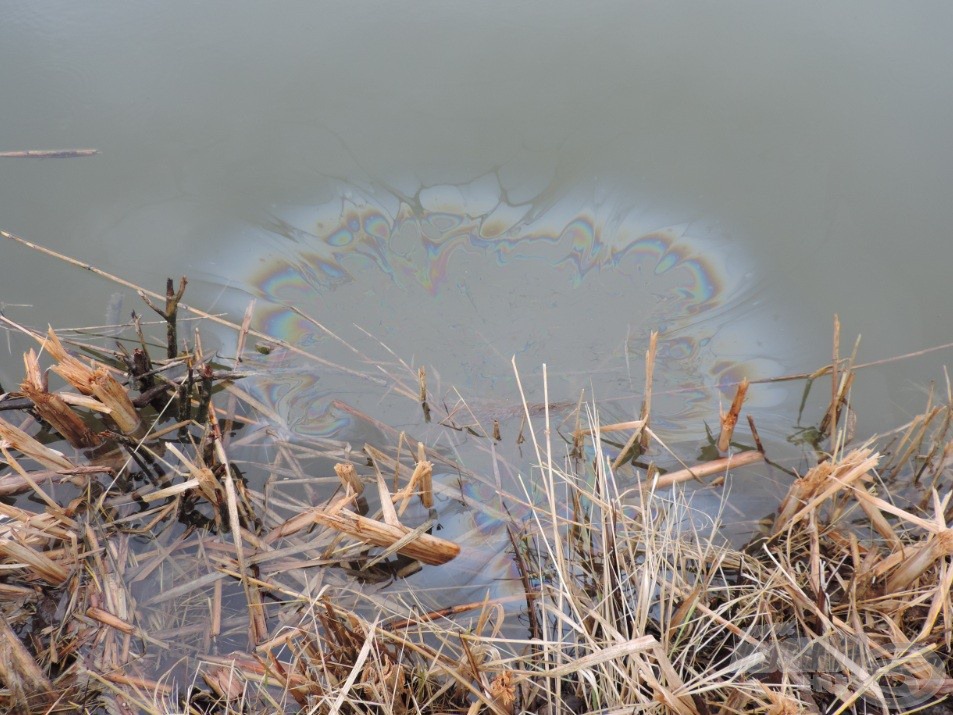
(717, 376, 749, 452)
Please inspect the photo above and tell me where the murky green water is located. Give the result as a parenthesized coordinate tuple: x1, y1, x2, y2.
(2, 0, 953, 693)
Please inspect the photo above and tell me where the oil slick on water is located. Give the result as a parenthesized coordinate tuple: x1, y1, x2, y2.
(218, 178, 794, 601)
(225, 179, 788, 437)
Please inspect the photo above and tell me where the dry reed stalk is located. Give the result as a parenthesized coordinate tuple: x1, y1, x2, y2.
(0, 502, 74, 541)
(203, 663, 247, 702)
(207, 405, 268, 646)
(235, 299, 255, 365)
(86, 606, 136, 635)
(828, 314, 840, 440)
(576, 418, 645, 439)
(200, 652, 314, 691)
(820, 337, 860, 443)
(852, 484, 903, 550)
(100, 671, 174, 696)
(887, 405, 944, 480)
(166, 443, 220, 505)
(363, 443, 412, 482)
(263, 505, 325, 545)
(717, 376, 749, 452)
(640, 330, 658, 450)
(916, 556, 953, 644)
(0, 538, 69, 585)
(851, 486, 938, 534)
(650, 449, 764, 489)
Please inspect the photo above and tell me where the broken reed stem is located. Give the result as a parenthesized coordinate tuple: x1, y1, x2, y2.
(611, 424, 647, 472)
(311, 507, 459, 565)
(235, 299, 255, 366)
(21, 349, 100, 449)
(41, 328, 144, 439)
(0, 465, 109, 497)
(334, 462, 364, 495)
(717, 377, 748, 452)
(0, 416, 75, 471)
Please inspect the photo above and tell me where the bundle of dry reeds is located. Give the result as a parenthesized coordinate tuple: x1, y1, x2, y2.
(0, 253, 466, 713)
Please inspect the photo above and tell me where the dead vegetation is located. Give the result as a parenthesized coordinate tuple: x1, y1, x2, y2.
(0, 236, 951, 714)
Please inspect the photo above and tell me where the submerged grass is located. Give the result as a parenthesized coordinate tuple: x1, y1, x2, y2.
(0, 238, 951, 713)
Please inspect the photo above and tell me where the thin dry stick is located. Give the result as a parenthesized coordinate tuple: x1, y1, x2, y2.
(651, 450, 764, 489)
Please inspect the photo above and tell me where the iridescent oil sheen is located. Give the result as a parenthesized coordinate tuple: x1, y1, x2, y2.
(229, 182, 783, 446)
